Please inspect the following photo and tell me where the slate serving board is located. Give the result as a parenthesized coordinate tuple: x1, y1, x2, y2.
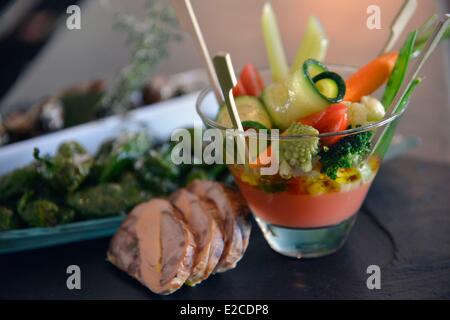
(0, 156, 449, 299)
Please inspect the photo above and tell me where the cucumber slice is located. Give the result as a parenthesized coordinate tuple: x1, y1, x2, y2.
(216, 96, 272, 129)
(261, 3, 289, 83)
(312, 71, 346, 103)
(291, 16, 329, 74)
(262, 59, 335, 130)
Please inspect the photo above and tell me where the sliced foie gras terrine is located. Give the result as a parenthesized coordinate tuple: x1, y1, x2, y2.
(107, 199, 196, 295)
(187, 180, 251, 273)
(170, 189, 224, 286)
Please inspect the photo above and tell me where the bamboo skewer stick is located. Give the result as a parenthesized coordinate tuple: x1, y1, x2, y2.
(213, 53, 247, 165)
(212, 53, 243, 132)
(381, 0, 418, 54)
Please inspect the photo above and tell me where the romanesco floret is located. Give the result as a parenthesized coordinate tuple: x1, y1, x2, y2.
(320, 131, 373, 180)
(279, 124, 319, 178)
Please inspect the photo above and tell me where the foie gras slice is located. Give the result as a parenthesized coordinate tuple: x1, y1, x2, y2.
(223, 186, 252, 254)
(170, 189, 224, 286)
(187, 180, 251, 273)
(107, 199, 195, 295)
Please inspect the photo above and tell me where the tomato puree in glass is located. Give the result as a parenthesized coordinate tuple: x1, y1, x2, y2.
(236, 180, 372, 228)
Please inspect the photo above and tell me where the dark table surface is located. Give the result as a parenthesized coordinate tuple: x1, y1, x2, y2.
(1, 156, 449, 300)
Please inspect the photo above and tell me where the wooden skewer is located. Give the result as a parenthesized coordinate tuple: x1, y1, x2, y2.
(381, 0, 418, 54)
(171, 0, 223, 104)
(212, 53, 243, 132)
(213, 53, 247, 165)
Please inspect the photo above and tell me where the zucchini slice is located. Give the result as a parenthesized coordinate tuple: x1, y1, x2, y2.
(312, 71, 346, 103)
(263, 59, 333, 129)
(303, 59, 328, 78)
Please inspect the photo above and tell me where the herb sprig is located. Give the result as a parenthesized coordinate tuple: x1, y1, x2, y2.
(101, 0, 181, 115)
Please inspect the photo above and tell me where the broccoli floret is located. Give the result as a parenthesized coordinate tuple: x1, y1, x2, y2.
(320, 131, 374, 180)
(279, 124, 319, 178)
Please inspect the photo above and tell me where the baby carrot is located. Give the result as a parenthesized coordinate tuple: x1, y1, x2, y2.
(250, 145, 273, 169)
(344, 52, 399, 102)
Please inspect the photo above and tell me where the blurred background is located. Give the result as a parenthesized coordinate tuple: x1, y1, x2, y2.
(0, 0, 449, 163)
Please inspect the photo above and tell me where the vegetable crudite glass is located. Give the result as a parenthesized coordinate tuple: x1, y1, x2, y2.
(196, 65, 408, 259)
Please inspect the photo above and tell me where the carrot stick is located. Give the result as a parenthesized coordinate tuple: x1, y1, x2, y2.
(344, 52, 399, 102)
(250, 145, 273, 169)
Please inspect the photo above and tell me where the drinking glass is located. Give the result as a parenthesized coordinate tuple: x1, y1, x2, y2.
(196, 66, 402, 258)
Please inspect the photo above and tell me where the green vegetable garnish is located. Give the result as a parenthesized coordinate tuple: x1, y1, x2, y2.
(413, 14, 450, 56)
(381, 31, 418, 109)
(320, 131, 374, 180)
(373, 78, 422, 159)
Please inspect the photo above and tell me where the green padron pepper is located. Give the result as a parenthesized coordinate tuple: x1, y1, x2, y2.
(34, 142, 93, 193)
(17, 192, 74, 227)
(0, 206, 16, 230)
(98, 131, 152, 182)
(0, 165, 41, 203)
